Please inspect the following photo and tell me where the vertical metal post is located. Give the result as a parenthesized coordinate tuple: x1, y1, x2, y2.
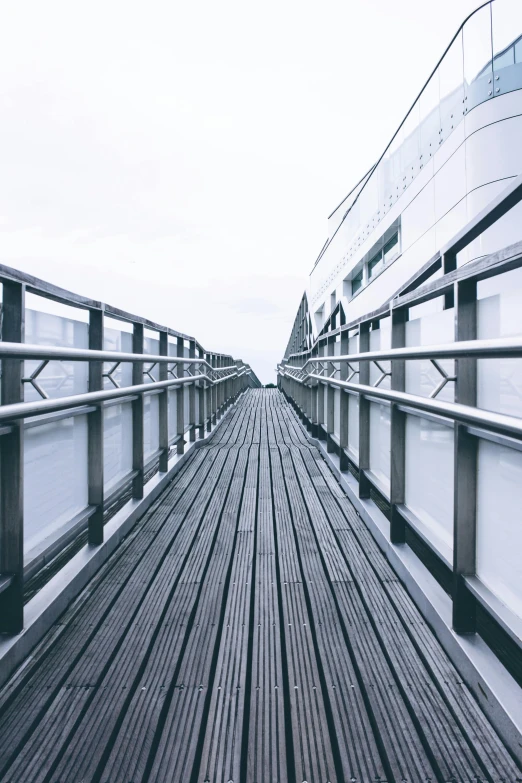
(358, 322, 371, 498)
(326, 336, 335, 453)
(198, 347, 205, 439)
(317, 342, 325, 441)
(176, 337, 185, 455)
(339, 330, 349, 471)
(310, 346, 318, 439)
(211, 355, 217, 425)
(88, 308, 104, 544)
(159, 331, 169, 472)
(390, 307, 407, 543)
(217, 357, 223, 419)
(188, 338, 196, 443)
(132, 323, 144, 499)
(205, 352, 212, 432)
(0, 281, 25, 633)
(453, 279, 477, 634)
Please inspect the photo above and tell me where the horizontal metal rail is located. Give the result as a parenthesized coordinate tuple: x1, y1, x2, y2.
(290, 336, 522, 369)
(280, 366, 522, 441)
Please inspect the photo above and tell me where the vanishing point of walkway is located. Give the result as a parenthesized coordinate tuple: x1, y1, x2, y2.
(0, 390, 519, 782)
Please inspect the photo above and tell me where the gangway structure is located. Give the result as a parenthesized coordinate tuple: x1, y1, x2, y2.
(0, 1, 522, 780)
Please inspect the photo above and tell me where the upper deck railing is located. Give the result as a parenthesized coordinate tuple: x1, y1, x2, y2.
(312, 0, 522, 302)
(0, 266, 260, 633)
(279, 174, 522, 670)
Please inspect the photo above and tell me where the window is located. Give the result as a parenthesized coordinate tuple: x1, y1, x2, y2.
(368, 250, 383, 278)
(352, 270, 363, 295)
(383, 233, 399, 264)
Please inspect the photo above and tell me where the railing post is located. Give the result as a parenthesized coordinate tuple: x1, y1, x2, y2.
(159, 331, 169, 472)
(317, 341, 326, 440)
(205, 352, 212, 432)
(390, 306, 407, 543)
(217, 356, 223, 419)
(198, 346, 205, 440)
(339, 330, 349, 471)
(358, 321, 371, 498)
(453, 279, 477, 634)
(326, 336, 335, 452)
(188, 338, 196, 443)
(310, 347, 319, 439)
(176, 337, 185, 455)
(132, 323, 144, 499)
(211, 355, 217, 425)
(88, 308, 104, 544)
(0, 281, 25, 633)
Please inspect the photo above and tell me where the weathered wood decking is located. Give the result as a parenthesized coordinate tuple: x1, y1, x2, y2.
(0, 389, 519, 782)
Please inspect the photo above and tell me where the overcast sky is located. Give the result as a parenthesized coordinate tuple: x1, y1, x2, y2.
(0, 0, 481, 382)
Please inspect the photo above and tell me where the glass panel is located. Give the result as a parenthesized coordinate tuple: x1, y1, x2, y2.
(463, 3, 493, 111)
(419, 72, 441, 164)
(406, 307, 455, 402)
(368, 250, 382, 278)
(405, 415, 454, 554)
(380, 128, 403, 213)
(168, 388, 178, 440)
(476, 440, 522, 619)
(334, 388, 341, 439)
(24, 415, 88, 557)
(352, 271, 363, 295)
(383, 233, 399, 264)
(439, 30, 464, 140)
(103, 327, 133, 388)
(347, 395, 359, 461)
(184, 385, 190, 432)
(24, 308, 88, 401)
(104, 402, 133, 492)
(492, 0, 522, 95)
(144, 394, 160, 461)
(401, 103, 421, 185)
(369, 402, 390, 490)
(477, 268, 522, 416)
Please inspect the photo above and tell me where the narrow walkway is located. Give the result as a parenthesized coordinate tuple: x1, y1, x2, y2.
(0, 390, 519, 782)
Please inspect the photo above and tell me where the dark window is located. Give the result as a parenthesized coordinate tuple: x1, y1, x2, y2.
(352, 270, 363, 295)
(368, 250, 383, 278)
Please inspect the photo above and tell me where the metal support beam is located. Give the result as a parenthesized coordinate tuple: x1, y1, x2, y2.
(339, 331, 349, 471)
(176, 337, 185, 455)
(132, 323, 144, 499)
(198, 346, 205, 440)
(390, 307, 407, 543)
(188, 338, 196, 443)
(88, 308, 104, 544)
(453, 279, 478, 634)
(159, 331, 169, 472)
(0, 281, 25, 633)
(358, 322, 371, 498)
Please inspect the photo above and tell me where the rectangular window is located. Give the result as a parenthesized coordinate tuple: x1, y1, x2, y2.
(352, 270, 363, 295)
(368, 250, 383, 278)
(383, 233, 399, 264)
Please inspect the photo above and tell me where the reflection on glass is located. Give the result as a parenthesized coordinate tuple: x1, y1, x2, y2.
(419, 73, 441, 163)
(438, 30, 464, 140)
(383, 233, 399, 264)
(464, 3, 493, 111)
(492, 0, 522, 95)
(351, 270, 363, 295)
(401, 104, 421, 185)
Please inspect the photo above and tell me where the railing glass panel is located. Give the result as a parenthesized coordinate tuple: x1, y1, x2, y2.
(476, 439, 522, 620)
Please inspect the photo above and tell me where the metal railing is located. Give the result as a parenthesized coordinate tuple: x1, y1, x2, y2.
(279, 176, 522, 652)
(0, 264, 260, 633)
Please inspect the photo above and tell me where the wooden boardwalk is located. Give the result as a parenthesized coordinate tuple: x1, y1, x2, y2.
(0, 389, 520, 782)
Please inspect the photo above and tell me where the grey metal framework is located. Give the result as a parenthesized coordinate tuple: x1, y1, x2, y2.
(279, 174, 522, 651)
(0, 264, 260, 634)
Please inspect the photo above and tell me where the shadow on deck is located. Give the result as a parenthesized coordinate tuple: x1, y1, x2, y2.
(0, 390, 519, 782)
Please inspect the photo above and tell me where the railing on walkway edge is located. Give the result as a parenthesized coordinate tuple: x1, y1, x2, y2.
(0, 264, 261, 634)
(278, 176, 522, 659)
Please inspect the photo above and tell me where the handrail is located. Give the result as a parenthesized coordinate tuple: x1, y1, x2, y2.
(0, 341, 235, 369)
(288, 336, 522, 369)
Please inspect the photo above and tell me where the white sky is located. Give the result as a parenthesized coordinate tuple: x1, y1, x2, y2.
(0, 0, 480, 383)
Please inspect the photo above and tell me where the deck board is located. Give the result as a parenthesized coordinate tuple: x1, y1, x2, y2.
(0, 389, 520, 782)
